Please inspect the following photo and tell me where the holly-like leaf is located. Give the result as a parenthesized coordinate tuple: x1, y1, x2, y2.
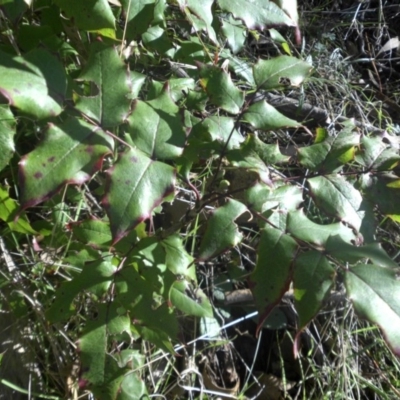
(243, 100, 300, 130)
(68, 218, 113, 249)
(198, 63, 244, 114)
(220, 15, 246, 54)
(294, 251, 335, 330)
(75, 43, 132, 128)
(326, 235, 398, 269)
(0, 49, 66, 119)
(345, 264, 400, 356)
(54, 0, 115, 31)
(307, 175, 376, 241)
(126, 89, 188, 160)
(298, 127, 360, 172)
(356, 134, 400, 171)
(170, 280, 213, 317)
(250, 227, 298, 334)
(217, 0, 295, 29)
(287, 209, 358, 247)
(0, 105, 15, 172)
(198, 199, 248, 260)
(19, 117, 113, 210)
(253, 55, 312, 90)
(120, 0, 155, 40)
(103, 148, 175, 243)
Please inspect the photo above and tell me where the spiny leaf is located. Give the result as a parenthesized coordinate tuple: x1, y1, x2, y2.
(253, 55, 312, 90)
(103, 148, 175, 243)
(345, 264, 400, 356)
(75, 43, 132, 128)
(120, 0, 156, 40)
(54, 0, 115, 30)
(250, 227, 298, 334)
(220, 15, 246, 54)
(198, 199, 248, 261)
(286, 209, 359, 247)
(307, 175, 376, 241)
(19, 117, 113, 210)
(0, 49, 66, 119)
(217, 0, 295, 29)
(243, 100, 300, 130)
(0, 105, 15, 172)
(126, 89, 188, 160)
(198, 63, 244, 114)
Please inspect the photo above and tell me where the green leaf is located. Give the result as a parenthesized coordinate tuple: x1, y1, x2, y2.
(198, 63, 244, 114)
(75, 43, 132, 128)
(307, 175, 376, 241)
(0, 49, 66, 119)
(54, 0, 115, 30)
(253, 55, 312, 90)
(220, 15, 246, 54)
(356, 134, 400, 171)
(0, 105, 15, 172)
(250, 227, 298, 333)
(294, 251, 335, 329)
(243, 100, 300, 130)
(298, 128, 360, 172)
(345, 264, 400, 356)
(170, 280, 213, 317)
(120, 0, 156, 40)
(19, 117, 113, 210)
(103, 148, 175, 243)
(287, 209, 358, 247)
(326, 235, 398, 269)
(198, 199, 248, 260)
(68, 218, 113, 249)
(126, 89, 187, 160)
(217, 0, 295, 29)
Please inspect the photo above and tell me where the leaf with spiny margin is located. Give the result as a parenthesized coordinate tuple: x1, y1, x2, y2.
(120, 0, 156, 40)
(294, 251, 335, 330)
(54, 0, 115, 30)
(198, 63, 244, 114)
(170, 280, 213, 317)
(287, 209, 358, 247)
(307, 175, 376, 242)
(46, 257, 116, 323)
(0, 49, 66, 119)
(75, 43, 132, 128)
(178, 0, 218, 44)
(243, 100, 300, 130)
(103, 148, 175, 243)
(326, 235, 398, 268)
(217, 0, 294, 29)
(220, 15, 246, 54)
(358, 172, 400, 219)
(253, 55, 312, 90)
(345, 264, 400, 356)
(0, 105, 15, 172)
(126, 89, 187, 160)
(198, 199, 248, 261)
(355, 134, 400, 171)
(245, 182, 303, 213)
(19, 117, 113, 210)
(298, 127, 360, 172)
(250, 227, 298, 335)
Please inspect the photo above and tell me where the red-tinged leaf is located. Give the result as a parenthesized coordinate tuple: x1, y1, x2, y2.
(293, 251, 335, 330)
(250, 227, 298, 335)
(75, 43, 132, 128)
(126, 89, 188, 160)
(198, 63, 244, 114)
(103, 148, 176, 243)
(0, 49, 66, 119)
(345, 264, 400, 356)
(253, 56, 312, 90)
(198, 199, 248, 261)
(19, 117, 113, 210)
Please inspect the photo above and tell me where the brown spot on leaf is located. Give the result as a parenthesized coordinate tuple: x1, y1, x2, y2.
(34, 171, 43, 179)
(48, 156, 55, 162)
